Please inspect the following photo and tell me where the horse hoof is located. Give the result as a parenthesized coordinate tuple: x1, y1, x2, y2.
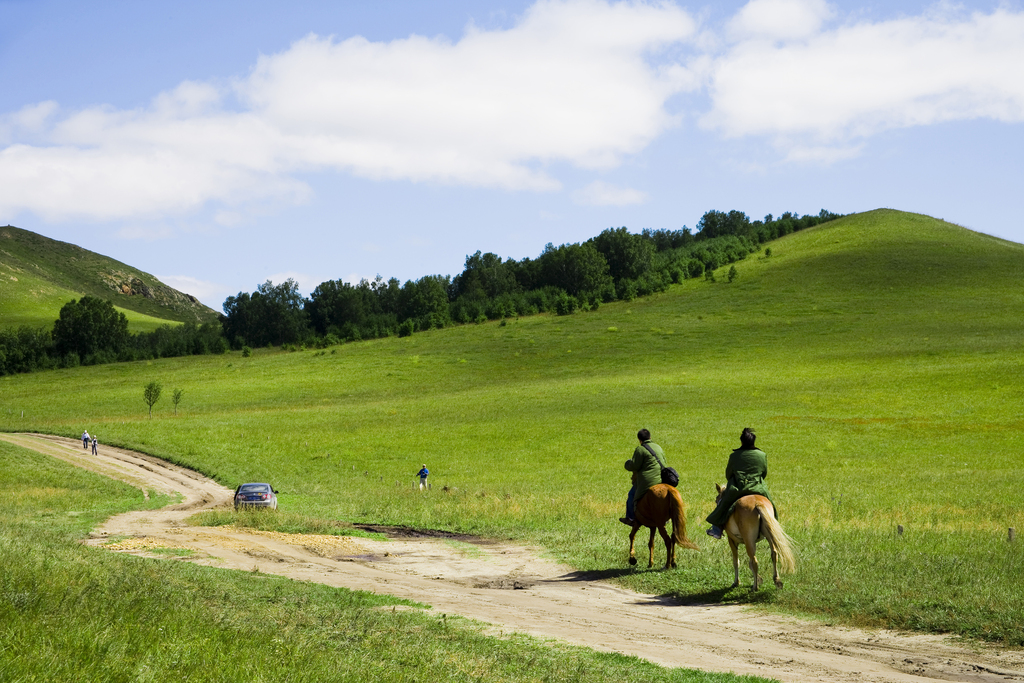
(775, 580, 784, 589)
(628, 557, 637, 566)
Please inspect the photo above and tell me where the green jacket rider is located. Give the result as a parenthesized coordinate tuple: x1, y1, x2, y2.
(705, 428, 776, 539)
(620, 428, 667, 525)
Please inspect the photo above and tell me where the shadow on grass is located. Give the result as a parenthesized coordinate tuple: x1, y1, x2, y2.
(667, 586, 745, 606)
(555, 568, 638, 582)
(554, 568, 778, 608)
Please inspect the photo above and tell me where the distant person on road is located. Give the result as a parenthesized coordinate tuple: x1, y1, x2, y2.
(82, 430, 90, 449)
(417, 464, 429, 491)
(91, 436, 98, 455)
(620, 429, 668, 526)
(705, 427, 776, 539)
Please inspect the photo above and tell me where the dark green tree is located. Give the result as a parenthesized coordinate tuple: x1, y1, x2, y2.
(306, 279, 365, 336)
(591, 227, 654, 281)
(399, 275, 451, 330)
(451, 251, 521, 300)
(306, 276, 402, 340)
(221, 279, 308, 348)
(696, 210, 751, 239)
(0, 326, 55, 375)
(537, 242, 612, 297)
(52, 296, 130, 363)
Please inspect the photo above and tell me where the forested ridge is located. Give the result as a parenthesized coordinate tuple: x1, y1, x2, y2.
(0, 209, 837, 375)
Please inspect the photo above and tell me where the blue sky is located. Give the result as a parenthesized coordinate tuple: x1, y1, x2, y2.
(2, 0, 1022, 310)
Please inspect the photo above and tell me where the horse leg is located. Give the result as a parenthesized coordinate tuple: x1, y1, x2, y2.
(727, 536, 740, 588)
(764, 517, 783, 589)
(745, 534, 760, 591)
(628, 525, 640, 566)
(647, 527, 656, 568)
(656, 525, 674, 569)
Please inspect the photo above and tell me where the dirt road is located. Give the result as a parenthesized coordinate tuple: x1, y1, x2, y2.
(5, 432, 1022, 683)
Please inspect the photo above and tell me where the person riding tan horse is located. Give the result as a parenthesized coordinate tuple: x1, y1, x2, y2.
(712, 482, 795, 590)
(705, 428, 776, 539)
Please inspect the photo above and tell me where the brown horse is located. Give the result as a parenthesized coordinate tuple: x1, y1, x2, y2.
(627, 484, 700, 568)
(715, 483, 796, 590)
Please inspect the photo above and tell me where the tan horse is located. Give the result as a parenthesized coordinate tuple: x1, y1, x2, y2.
(627, 484, 700, 568)
(715, 483, 796, 590)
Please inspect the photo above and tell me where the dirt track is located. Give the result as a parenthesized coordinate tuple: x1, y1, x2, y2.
(5, 432, 1023, 683)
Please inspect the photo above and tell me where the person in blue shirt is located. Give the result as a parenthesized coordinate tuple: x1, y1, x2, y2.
(417, 464, 429, 490)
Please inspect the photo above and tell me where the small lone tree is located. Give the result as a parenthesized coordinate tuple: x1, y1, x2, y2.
(172, 388, 184, 416)
(144, 381, 162, 418)
(728, 265, 739, 283)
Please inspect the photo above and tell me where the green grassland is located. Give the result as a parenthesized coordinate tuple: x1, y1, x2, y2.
(0, 224, 218, 329)
(2, 209, 1023, 646)
(0, 439, 766, 683)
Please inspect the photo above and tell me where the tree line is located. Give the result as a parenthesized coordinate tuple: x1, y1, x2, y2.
(0, 209, 839, 376)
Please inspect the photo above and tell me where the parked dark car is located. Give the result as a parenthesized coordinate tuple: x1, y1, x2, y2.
(233, 483, 278, 510)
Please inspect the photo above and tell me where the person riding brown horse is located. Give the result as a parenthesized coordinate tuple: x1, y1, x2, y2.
(619, 428, 668, 526)
(627, 483, 700, 568)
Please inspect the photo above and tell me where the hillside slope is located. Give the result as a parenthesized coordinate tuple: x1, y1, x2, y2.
(0, 225, 218, 328)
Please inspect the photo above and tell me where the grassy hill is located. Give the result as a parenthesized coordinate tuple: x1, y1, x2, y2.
(2, 209, 1023, 645)
(0, 225, 219, 330)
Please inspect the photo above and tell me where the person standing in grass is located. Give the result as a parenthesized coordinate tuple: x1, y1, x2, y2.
(705, 427, 775, 539)
(417, 464, 429, 491)
(91, 435, 98, 455)
(620, 428, 667, 526)
(82, 430, 90, 449)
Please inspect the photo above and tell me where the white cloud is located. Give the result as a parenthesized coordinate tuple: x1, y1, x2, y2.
(0, 101, 59, 142)
(0, 83, 312, 222)
(572, 180, 649, 206)
(727, 0, 833, 42)
(705, 6, 1024, 151)
(240, 0, 697, 186)
(0, 0, 698, 224)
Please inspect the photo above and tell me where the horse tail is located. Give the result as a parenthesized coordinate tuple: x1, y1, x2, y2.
(756, 500, 796, 575)
(669, 487, 700, 551)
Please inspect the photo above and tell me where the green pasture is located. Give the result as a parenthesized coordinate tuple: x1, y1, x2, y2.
(0, 438, 767, 682)
(2, 209, 1023, 645)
